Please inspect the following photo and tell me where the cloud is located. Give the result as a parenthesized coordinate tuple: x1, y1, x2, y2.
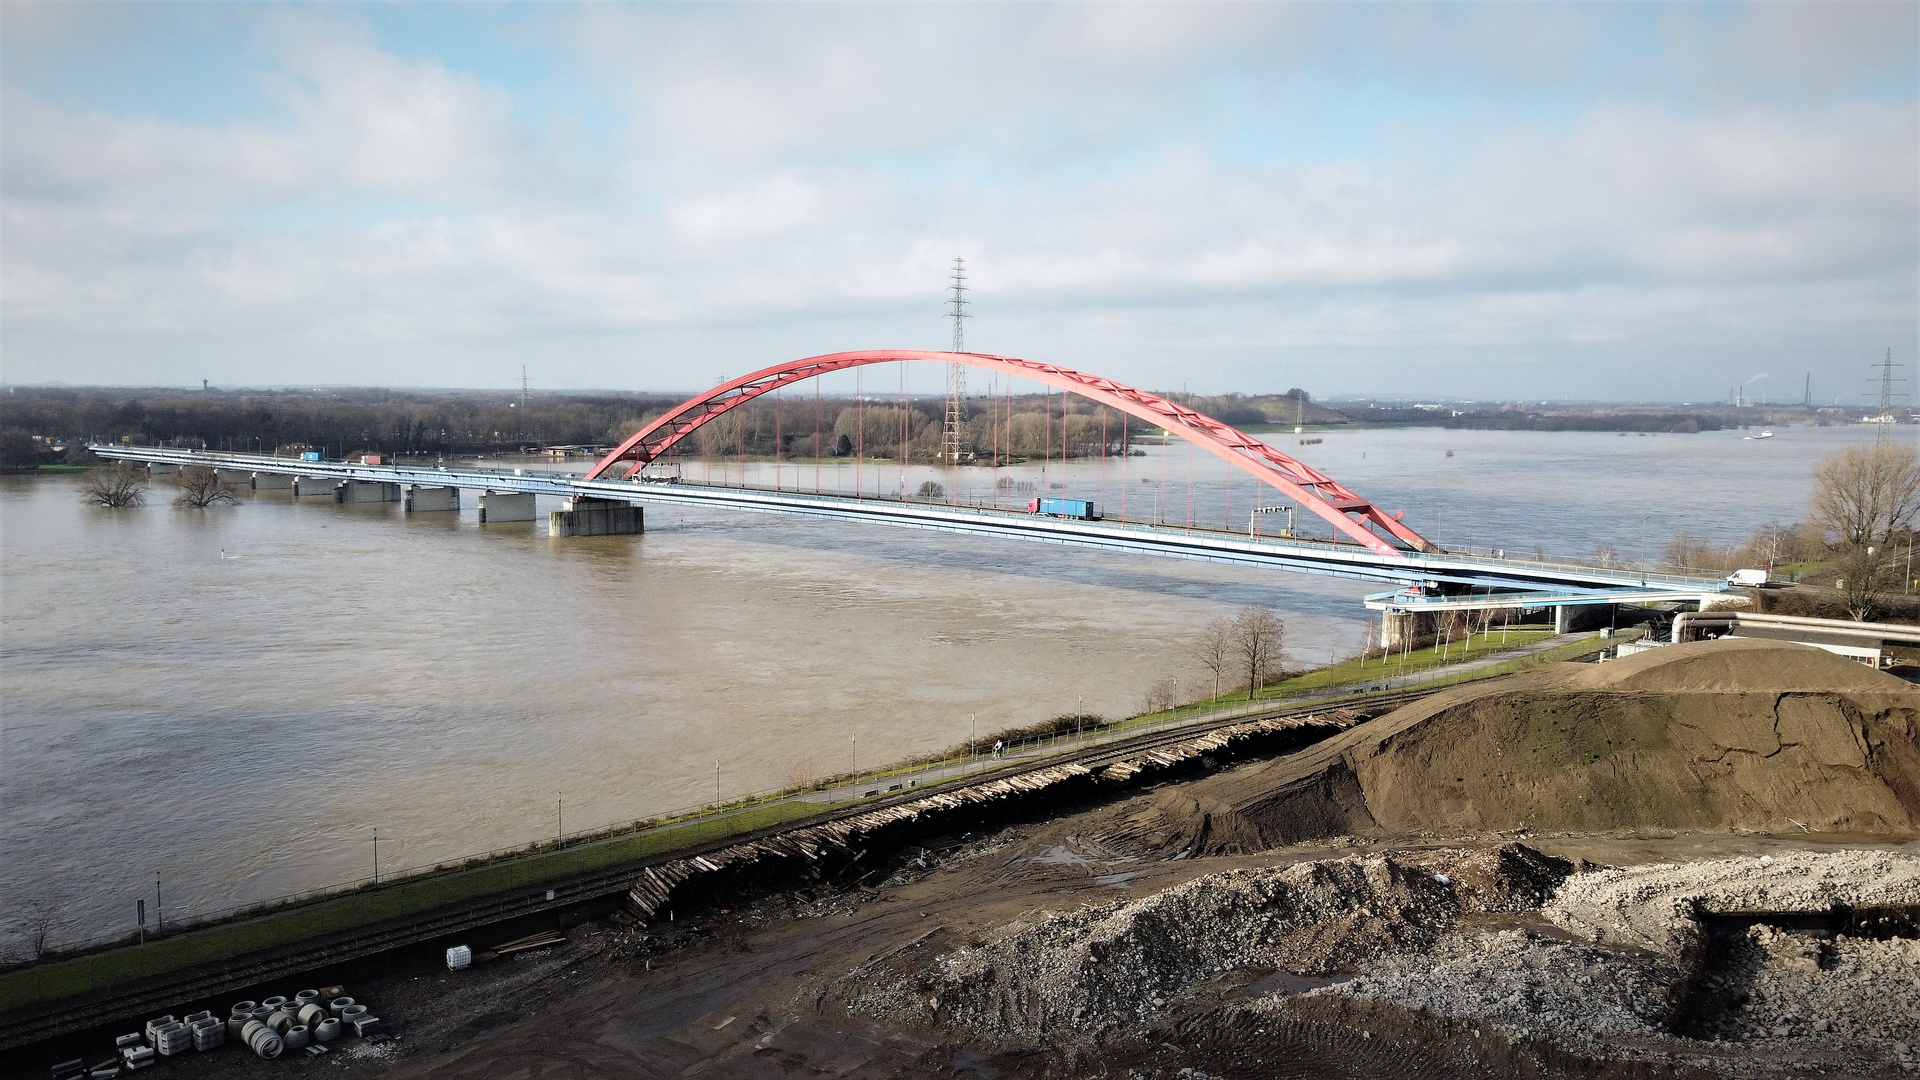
(0, 2, 1913, 400)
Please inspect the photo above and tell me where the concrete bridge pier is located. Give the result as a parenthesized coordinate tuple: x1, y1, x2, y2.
(340, 481, 401, 504)
(404, 485, 459, 513)
(1554, 603, 1615, 635)
(549, 496, 643, 537)
(478, 491, 536, 523)
(1380, 610, 1435, 653)
(292, 476, 337, 497)
(251, 472, 293, 490)
(214, 468, 256, 488)
(145, 462, 177, 476)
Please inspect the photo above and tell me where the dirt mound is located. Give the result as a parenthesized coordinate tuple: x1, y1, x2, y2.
(837, 845, 1571, 1044)
(1557, 636, 1917, 694)
(1108, 641, 1919, 853)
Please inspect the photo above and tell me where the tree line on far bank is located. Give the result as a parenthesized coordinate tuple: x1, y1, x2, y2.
(0, 386, 1331, 467)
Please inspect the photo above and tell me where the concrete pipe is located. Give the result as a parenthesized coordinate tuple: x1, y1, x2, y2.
(328, 996, 355, 1015)
(230, 1000, 256, 1015)
(260, 996, 287, 1012)
(296, 1003, 325, 1028)
(340, 1004, 368, 1026)
(266, 1009, 294, 1034)
(247, 1028, 284, 1061)
(294, 989, 320, 1006)
(283, 1026, 310, 1050)
(241, 1020, 266, 1044)
(313, 1018, 340, 1043)
(227, 1015, 250, 1040)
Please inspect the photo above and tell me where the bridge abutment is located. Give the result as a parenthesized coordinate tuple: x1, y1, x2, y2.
(404, 485, 460, 513)
(1381, 610, 1435, 652)
(477, 491, 536, 523)
(548, 496, 643, 537)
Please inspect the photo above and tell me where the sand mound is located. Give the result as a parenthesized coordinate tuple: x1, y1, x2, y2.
(1556, 636, 1917, 694)
(1107, 641, 1919, 853)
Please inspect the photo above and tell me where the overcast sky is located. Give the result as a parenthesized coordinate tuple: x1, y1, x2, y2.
(2, 2, 1914, 402)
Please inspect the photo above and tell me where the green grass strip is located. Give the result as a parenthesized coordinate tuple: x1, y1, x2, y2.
(0, 800, 818, 1014)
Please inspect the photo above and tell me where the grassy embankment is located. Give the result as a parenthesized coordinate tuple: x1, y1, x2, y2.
(0, 800, 819, 1015)
(820, 626, 1604, 787)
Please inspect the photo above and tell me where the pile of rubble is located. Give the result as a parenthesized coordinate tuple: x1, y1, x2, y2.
(1544, 850, 1920, 952)
(1315, 851, 1920, 1073)
(840, 845, 1570, 1043)
(1307, 929, 1675, 1052)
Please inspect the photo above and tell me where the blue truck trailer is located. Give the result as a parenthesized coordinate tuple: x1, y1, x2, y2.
(1028, 497, 1099, 520)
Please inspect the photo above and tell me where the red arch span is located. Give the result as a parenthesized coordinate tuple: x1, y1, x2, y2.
(585, 350, 1435, 556)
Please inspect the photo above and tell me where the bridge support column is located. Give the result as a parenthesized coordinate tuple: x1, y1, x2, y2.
(478, 491, 536, 523)
(340, 481, 401, 504)
(1381, 610, 1435, 653)
(549, 496, 643, 537)
(145, 462, 177, 476)
(251, 471, 292, 490)
(292, 476, 337, 498)
(404, 485, 459, 513)
(1553, 604, 1613, 635)
(214, 468, 255, 488)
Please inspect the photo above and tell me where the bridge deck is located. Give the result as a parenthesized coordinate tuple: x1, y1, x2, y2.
(91, 446, 1727, 600)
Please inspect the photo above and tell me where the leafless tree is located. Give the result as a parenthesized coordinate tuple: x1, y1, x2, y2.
(171, 465, 239, 507)
(1594, 544, 1617, 568)
(1662, 532, 1733, 574)
(1833, 545, 1892, 621)
(81, 463, 147, 507)
(1809, 443, 1920, 619)
(1140, 674, 1179, 714)
(915, 480, 945, 501)
(1232, 605, 1286, 699)
(1811, 442, 1920, 548)
(1194, 618, 1232, 702)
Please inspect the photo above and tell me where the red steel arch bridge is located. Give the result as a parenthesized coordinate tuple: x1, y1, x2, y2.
(93, 350, 1731, 620)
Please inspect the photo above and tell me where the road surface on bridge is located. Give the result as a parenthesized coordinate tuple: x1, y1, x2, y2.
(92, 445, 1726, 607)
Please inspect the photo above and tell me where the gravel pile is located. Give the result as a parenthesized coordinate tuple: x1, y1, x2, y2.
(1311, 850, 1920, 1074)
(1690, 924, 1920, 1047)
(1545, 850, 1920, 952)
(840, 845, 1569, 1042)
(1312, 929, 1677, 1051)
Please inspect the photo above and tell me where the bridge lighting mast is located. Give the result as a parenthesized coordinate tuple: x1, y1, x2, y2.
(943, 258, 971, 464)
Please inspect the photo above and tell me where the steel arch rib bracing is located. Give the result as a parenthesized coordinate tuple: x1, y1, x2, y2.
(586, 350, 1435, 555)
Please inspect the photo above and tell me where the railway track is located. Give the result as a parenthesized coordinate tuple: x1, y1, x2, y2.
(0, 683, 1443, 1055)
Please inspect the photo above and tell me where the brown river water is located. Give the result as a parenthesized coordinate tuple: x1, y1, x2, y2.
(0, 424, 1896, 949)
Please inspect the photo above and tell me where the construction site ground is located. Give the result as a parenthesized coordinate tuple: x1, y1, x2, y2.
(30, 641, 1920, 1080)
